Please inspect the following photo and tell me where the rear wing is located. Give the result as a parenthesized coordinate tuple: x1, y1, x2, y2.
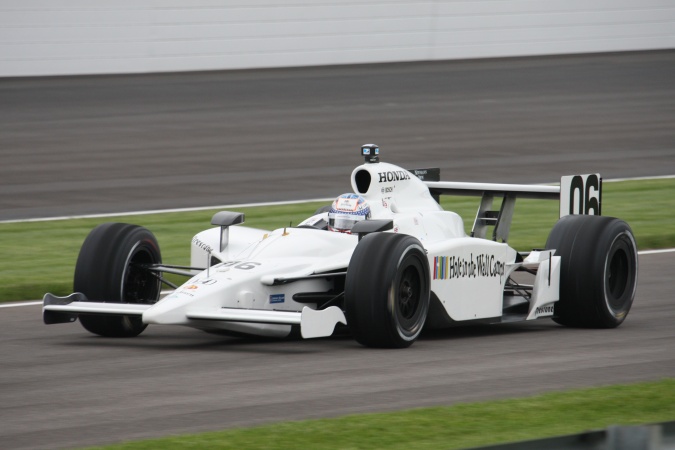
(411, 169, 601, 243)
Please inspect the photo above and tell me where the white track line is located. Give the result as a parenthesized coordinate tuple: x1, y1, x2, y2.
(2, 248, 673, 309)
(0, 198, 334, 225)
(1, 301, 42, 308)
(1, 175, 673, 225)
(638, 248, 675, 255)
(604, 174, 675, 183)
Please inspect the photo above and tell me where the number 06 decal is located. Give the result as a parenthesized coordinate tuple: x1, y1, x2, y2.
(560, 174, 602, 217)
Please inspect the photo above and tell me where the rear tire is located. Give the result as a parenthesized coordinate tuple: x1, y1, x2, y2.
(345, 233, 430, 348)
(74, 223, 162, 337)
(546, 215, 637, 328)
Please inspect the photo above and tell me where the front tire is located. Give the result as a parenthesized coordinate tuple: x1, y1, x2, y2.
(345, 233, 430, 348)
(74, 223, 162, 337)
(546, 215, 638, 328)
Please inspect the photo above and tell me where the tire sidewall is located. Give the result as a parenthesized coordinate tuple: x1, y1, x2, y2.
(596, 224, 638, 326)
(113, 229, 162, 303)
(387, 242, 429, 343)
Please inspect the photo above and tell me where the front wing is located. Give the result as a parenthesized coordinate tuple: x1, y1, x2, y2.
(43, 292, 346, 339)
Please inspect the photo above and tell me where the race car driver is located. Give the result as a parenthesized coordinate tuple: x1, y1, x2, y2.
(298, 193, 372, 233)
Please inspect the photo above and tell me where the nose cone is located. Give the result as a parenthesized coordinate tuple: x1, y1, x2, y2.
(142, 294, 191, 325)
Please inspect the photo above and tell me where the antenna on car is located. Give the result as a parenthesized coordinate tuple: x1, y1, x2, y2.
(361, 144, 380, 163)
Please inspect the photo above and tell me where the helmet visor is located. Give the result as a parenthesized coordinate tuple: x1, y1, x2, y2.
(329, 214, 366, 232)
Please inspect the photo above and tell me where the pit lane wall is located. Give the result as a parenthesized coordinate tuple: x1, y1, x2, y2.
(2, 0, 675, 77)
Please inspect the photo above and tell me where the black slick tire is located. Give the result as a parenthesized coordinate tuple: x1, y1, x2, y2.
(345, 233, 430, 348)
(74, 223, 162, 337)
(545, 215, 638, 328)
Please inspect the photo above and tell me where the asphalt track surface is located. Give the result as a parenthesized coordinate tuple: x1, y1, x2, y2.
(1, 51, 675, 221)
(1, 51, 675, 449)
(2, 252, 673, 450)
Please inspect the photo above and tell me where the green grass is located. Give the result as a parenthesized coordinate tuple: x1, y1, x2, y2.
(87, 378, 675, 450)
(1, 178, 673, 303)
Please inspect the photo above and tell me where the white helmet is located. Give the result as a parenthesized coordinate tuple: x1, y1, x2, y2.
(328, 194, 371, 233)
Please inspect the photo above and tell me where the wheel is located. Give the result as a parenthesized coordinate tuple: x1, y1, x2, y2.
(74, 223, 162, 337)
(345, 233, 430, 348)
(545, 215, 638, 328)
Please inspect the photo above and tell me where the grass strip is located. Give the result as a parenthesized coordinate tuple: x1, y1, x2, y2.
(1, 178, 673, 303)
(87, 378, 675, 450)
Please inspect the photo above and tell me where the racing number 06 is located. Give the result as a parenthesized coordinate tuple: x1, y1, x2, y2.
(560, 174, 602, 217)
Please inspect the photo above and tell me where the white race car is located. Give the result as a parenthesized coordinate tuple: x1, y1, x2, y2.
(43, 145, 638, 348)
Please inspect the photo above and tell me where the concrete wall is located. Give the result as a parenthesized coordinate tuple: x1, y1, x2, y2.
(2, 0, 674, 77)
